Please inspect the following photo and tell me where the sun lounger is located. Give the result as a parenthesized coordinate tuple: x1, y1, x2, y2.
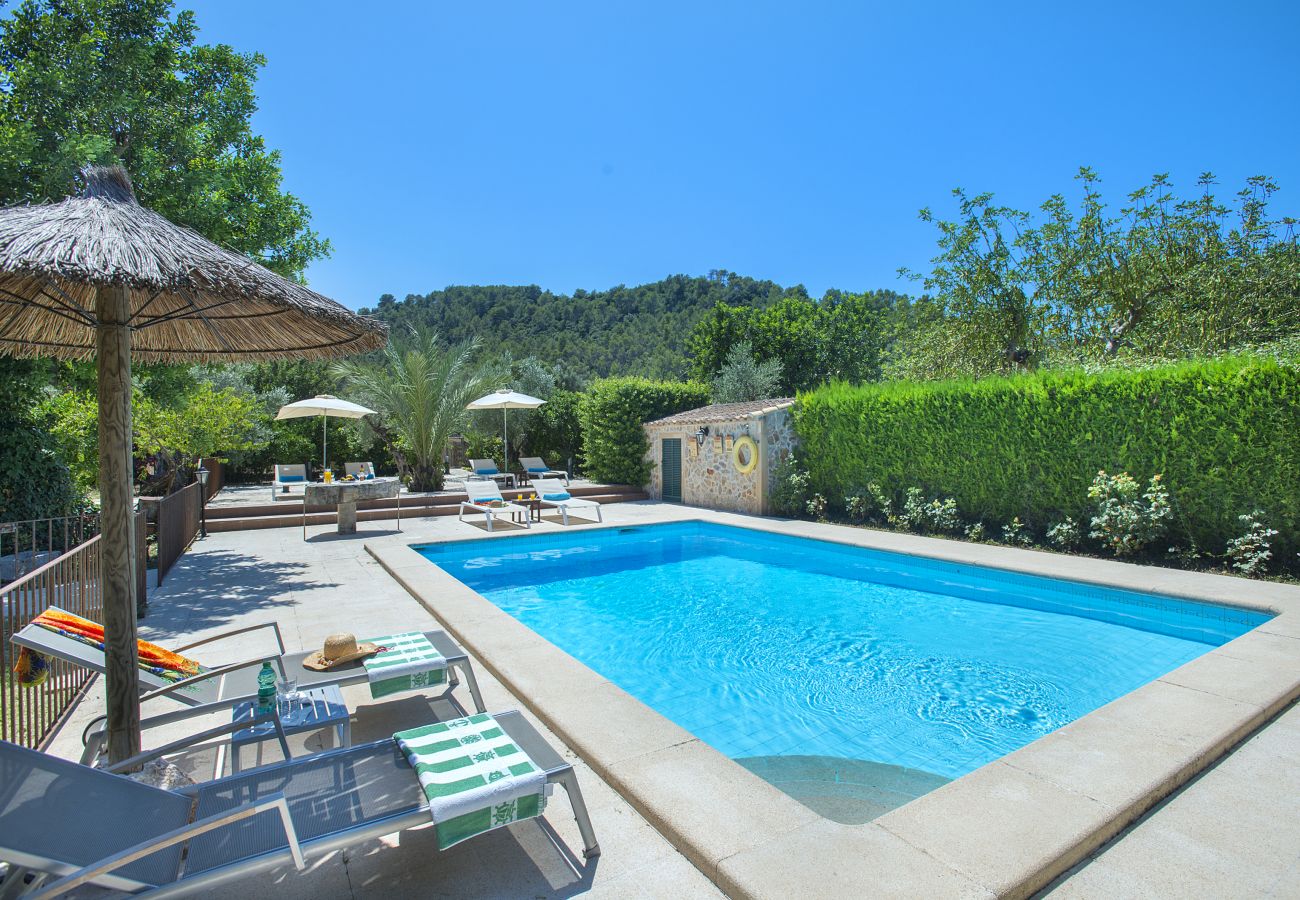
(458, 481, 530, 532)
(467, 458, 515, 489)
(10, 611, 486, 721)
(343, 461, 375, 479)
(0, 709, 599, 897)
(271, 464, 308, 500)
(519, 457, 569, 486)
(530, 478, 602, 526)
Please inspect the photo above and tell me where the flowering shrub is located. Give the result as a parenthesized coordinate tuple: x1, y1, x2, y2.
(1001, 517, 1033, 545)
(1046, 518, 1082, 550)
(770, 459, 811, 516)
(806, 493, 827, 519)
(1225, 511, 1278, 575)
(897, 488, 962, 534)
(964, 522, 987, 542)
(1087, 471, 1172, 556)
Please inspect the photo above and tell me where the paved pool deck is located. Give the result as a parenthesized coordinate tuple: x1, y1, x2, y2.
(45, 499, 1300, 898)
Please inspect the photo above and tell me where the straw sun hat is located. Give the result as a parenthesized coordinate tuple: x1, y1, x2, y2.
(302, 633, 381, 671)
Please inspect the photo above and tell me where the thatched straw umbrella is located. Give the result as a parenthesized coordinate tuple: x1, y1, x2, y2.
(0, 166, 386, 763)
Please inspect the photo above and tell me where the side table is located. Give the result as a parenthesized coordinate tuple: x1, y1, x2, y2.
(229, 683, 351, 774)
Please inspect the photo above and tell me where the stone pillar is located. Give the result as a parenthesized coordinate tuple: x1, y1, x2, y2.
(337, 499, 358, 534)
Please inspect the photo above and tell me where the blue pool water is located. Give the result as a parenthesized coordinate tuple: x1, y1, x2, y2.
(417, 522, 1267, 795)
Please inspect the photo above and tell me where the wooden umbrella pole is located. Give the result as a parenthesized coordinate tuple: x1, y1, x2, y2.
(96, 284, 141, 764)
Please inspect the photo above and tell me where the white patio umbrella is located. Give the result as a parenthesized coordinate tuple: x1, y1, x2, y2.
(276, 394, 377, 473)
(466, 388, 545, 473)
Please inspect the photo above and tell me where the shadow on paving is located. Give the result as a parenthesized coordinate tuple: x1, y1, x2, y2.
(139, 549, 338, 637)
(304, 529, 404, 543)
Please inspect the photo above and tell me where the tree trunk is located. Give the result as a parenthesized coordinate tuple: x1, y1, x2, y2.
(96, 284, 141, 766)
(408, 460, 443, 493)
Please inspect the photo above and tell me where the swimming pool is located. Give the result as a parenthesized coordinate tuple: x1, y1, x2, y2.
(416, 522, 1270, 820)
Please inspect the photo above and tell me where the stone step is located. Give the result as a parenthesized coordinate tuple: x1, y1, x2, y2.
(206, 488, 646, 533)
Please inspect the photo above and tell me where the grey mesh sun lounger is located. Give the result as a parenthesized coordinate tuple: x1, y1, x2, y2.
(0, 710, 600, 898)
(10, 613, 486, 716)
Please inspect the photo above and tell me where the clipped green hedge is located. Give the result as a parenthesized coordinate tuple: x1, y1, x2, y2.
(579, 378, 709, 484)
(795, 356, 1300, 561)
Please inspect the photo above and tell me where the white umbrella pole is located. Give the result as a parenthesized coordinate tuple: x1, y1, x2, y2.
(322, 414, 327, 476)
(503, 408, 509, 474)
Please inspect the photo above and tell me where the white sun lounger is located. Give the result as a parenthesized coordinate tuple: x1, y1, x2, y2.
(530, 479, 602, 526)
(271, 464, 307, 500)
(458, 481, 529, 532)
(518, 457, 568, 486)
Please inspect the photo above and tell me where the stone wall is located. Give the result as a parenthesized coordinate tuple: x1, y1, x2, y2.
(643, 408, 796, 515)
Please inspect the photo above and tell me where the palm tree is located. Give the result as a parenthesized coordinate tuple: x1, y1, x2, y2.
(333, 327, 494, 492)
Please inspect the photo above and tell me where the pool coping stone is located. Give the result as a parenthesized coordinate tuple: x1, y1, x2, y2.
(366, 505, 1300, 899)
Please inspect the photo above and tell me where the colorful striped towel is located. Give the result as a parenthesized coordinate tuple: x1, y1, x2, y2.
(394, 713, 546, 850)
(362, 631, 447, 699)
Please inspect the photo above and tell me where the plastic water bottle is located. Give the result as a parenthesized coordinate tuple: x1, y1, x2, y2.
(256, 661, 277, 716)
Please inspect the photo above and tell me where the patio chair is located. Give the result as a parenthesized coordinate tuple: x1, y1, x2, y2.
(519, 456, 569, 486)
(467, 458, 514, 489)
(10, 611, 488, 748)
(0, 710, 599, 898)
(530, 479, 602, 526)
(343, 461, 375, 479)
(271, 463, 307, 500)
(458, 482, 530, 532)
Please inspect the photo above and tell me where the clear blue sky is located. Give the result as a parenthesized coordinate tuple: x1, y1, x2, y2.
(184, 0, 1300, 310)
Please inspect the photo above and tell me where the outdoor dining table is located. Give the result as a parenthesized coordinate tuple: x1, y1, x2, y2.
(303, 476, 400, 539)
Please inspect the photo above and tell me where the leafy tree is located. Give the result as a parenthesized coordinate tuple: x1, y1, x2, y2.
(688, 290, 908, 393)
(0, 0, 327, 277)
(527, 389, 584, 473)
(333, 327, 495, 492)
(0, 359, 78, 520)
(711, 341, 783, 403)
(134, 387, 265, 491)
(902, 170, 1300, 377)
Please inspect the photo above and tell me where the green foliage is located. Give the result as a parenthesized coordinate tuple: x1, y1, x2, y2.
(769, 458, 812, 518)
(901, 170, 1300, 378)
(688, 290, 913, 393)
(896, 488, 963, 534)
(362, 271, 788, 382)
(0, 360, 77, 520)
(0, 0, 328, 278)
(333, 327, 495, 492)
(1086, 471, 1172, 556)
(1046, 518, 1082, 550)
(527, 389, 584, 471)
(577, 378, 708, 484)
(39, 390, 100, 493)
(134, 387, 264, 463)
(795, 356, 1300, 566)
(1225, 511, 1279, 576)
(710, 341, 783, 404)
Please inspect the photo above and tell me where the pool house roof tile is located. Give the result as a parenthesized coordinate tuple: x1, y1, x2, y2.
(645, 398, 795, 427)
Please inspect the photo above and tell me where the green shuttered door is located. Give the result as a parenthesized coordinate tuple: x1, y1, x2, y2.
(661, 438, 682, 503)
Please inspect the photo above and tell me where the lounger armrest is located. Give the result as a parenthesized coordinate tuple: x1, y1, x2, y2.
(173, 620, 286, 659)
(30, 792, 304, 898)
(138, 653, 282, 704)
(86, 707, 291, 769)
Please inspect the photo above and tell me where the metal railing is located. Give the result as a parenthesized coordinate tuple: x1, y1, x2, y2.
(0, 513, 100, 585)
(149, 482, 202, 586)
(1, 534, 104, 749)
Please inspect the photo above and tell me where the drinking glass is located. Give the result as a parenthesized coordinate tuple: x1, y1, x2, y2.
(277, 676, 299, 721)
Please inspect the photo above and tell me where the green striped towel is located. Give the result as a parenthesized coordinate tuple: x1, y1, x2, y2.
(394, 713, 547, 849)
(361, 632, 447, 699)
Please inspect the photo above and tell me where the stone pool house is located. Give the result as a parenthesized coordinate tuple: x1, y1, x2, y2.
(642, 398, 796, 515)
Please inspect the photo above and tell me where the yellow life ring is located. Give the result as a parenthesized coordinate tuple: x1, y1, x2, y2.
(732, 435, 759, 475)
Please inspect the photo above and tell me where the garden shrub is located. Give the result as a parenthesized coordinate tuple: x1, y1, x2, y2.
(1225, 511, 1279, 576)
(770, 458, 812, 517)
(795, 355, 1300, 567)
(1086, 471, 1171, 556)
(578, 377, 709, 484)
